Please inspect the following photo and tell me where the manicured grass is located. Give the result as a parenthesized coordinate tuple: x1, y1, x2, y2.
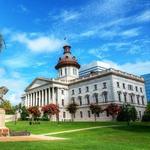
(0, 121, 150, 150)
(6, 121, 123, 134)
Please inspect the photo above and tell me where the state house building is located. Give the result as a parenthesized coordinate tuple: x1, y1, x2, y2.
(22, 45, 147, 121)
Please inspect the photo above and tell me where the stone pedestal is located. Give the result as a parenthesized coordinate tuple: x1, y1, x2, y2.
(0, 108, 9, 136)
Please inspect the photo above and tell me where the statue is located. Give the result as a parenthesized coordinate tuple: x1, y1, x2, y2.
(0, 86, 9, 136)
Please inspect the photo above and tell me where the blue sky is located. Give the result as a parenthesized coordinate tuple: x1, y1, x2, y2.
(0, 0, 150, 104)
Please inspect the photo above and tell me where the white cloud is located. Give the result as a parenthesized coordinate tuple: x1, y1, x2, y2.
(12, 33, 64, 53)
(18, 4, 29, 13)
(0, 68, 6, 77)
(84, 60, 150, 75)
(52, 10, 80, 22)
(121, 28, 140, 37)
(136, 10, 150, 22)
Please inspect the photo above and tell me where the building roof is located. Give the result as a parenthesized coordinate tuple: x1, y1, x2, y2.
(55, 45, 80, 70)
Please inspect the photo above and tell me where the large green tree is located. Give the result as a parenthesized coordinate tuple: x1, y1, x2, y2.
(117, 104, 137, 125)
(142, 102, 150, 122)
(0, 100, 15, 114)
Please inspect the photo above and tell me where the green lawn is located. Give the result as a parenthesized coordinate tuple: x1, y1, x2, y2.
(0, 121, 150, 150)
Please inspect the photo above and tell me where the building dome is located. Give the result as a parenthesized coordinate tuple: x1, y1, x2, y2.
(55, 45, 80, 70)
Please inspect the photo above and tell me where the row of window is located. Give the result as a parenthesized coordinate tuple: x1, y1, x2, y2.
(117, 92, 145, 105)
(63, 110, 102, 119)
(59, 68, 77, 76)
(116, 82, 143, 93)
(72, 82, 107, 95)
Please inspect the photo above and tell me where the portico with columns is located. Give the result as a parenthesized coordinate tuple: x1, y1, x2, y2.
(22, 45, 147, 121)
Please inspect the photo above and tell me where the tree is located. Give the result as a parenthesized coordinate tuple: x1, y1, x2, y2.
(28, 106, 41, 123)
(0, 33, 5, 52)
(117, 104, 137, 125)
(105, 103, 121, 120)
(66, 102, 78, 122)
(142, 102, 150, 122)
(41, 104, 59, 122)
(89, 103, 102, 122)
(20, 106, 29, 120)
(0, 100, 15, 114)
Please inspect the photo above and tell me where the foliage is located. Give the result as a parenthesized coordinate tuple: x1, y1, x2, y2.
(89, 103, 102, 121)
(0, 33, 5, 52)
(142, 102, 150, 122)
(105, 103, 121, 120)
(41, 113, 49, 121)
(117, 104, 137, 125)
(0, 100, 15, 114)
(41, 103, 59, 121)
(66, 102, 78, 122)
(28, 106, 41, 120)
(20, 106, 29, 120)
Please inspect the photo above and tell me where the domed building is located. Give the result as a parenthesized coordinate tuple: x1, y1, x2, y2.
(22, 45, 147, 121)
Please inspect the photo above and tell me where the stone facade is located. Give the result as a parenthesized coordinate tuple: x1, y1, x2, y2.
(22, 45, 147, 121)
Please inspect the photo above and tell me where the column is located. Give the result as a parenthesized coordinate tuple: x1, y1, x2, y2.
(49, 88, 51, 104)
(39, 91, 41, 107)
(26, 95, 28, 107)
(33, 92, 36, 106)
(45, 89, 47, 105)
(52, 87, 54, 103)
(42, 89, 44, 106)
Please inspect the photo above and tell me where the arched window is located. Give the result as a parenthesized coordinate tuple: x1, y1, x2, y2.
(78, 96, 82, 106)
(93, 93, 98, 104)
(85, 95, 90, 105)
(103, 91, 108, 102)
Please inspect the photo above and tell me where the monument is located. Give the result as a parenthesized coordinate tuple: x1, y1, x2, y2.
(0, 86, 9, 136)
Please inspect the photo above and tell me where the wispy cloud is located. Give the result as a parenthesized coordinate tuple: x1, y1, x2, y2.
(11, 33, 64, 53)
(51, 10, 80, 22)
(136, 10, 150, 22)
(17, 4, 29, 13)
(83, 60, 150, 75)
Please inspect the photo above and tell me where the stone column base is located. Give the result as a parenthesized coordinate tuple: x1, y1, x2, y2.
(0, 127, 9, 136)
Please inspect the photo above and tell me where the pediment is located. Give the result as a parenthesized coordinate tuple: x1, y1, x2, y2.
(25, 78, 51, 91)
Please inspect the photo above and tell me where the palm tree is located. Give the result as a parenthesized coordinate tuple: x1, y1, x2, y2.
(0, 33, 5, 52)
(66, 102, 78, 122)
(89, 103, 102, 122)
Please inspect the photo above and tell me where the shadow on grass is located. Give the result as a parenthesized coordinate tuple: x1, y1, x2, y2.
(110, 122, 150, 133)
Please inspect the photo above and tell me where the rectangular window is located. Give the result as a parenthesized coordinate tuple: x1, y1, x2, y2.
(88, 110, 91, 118)
(80, 111, 83, 118)
(63, 112, 66, 118)
(79, 97, 82, 106)
(140, 87, 143, 93)
(65, 68, 67, 75)
(118, 93, 121, 102)
(137, 96, 140, 104)
(94, 84, 97, 90)
(103, 82, 107, 89)
(61, 90, 64, 95)
(117, 82, 120, 88)
(86, 86, 89, 92)
(87, 96, 90, 105)
(72, 90, 74, 95)
(128, 85, 133, 91)
(135, 86, 138, 92)
(130, 95, 133, 103)
(123, 83, 125, 89)
(79, 88, 81, 94)
(141, 96, 144, 105)
(124, 94, 127, 102)
(62, 99, 64, 106)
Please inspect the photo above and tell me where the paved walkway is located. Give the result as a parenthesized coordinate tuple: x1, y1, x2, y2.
(42, 125, 122, 136)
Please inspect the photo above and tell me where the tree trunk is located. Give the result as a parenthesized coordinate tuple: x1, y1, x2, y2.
(94, 114, 96, 122)
(49, 114, 52, 122)
(71, 114, 74, 122)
